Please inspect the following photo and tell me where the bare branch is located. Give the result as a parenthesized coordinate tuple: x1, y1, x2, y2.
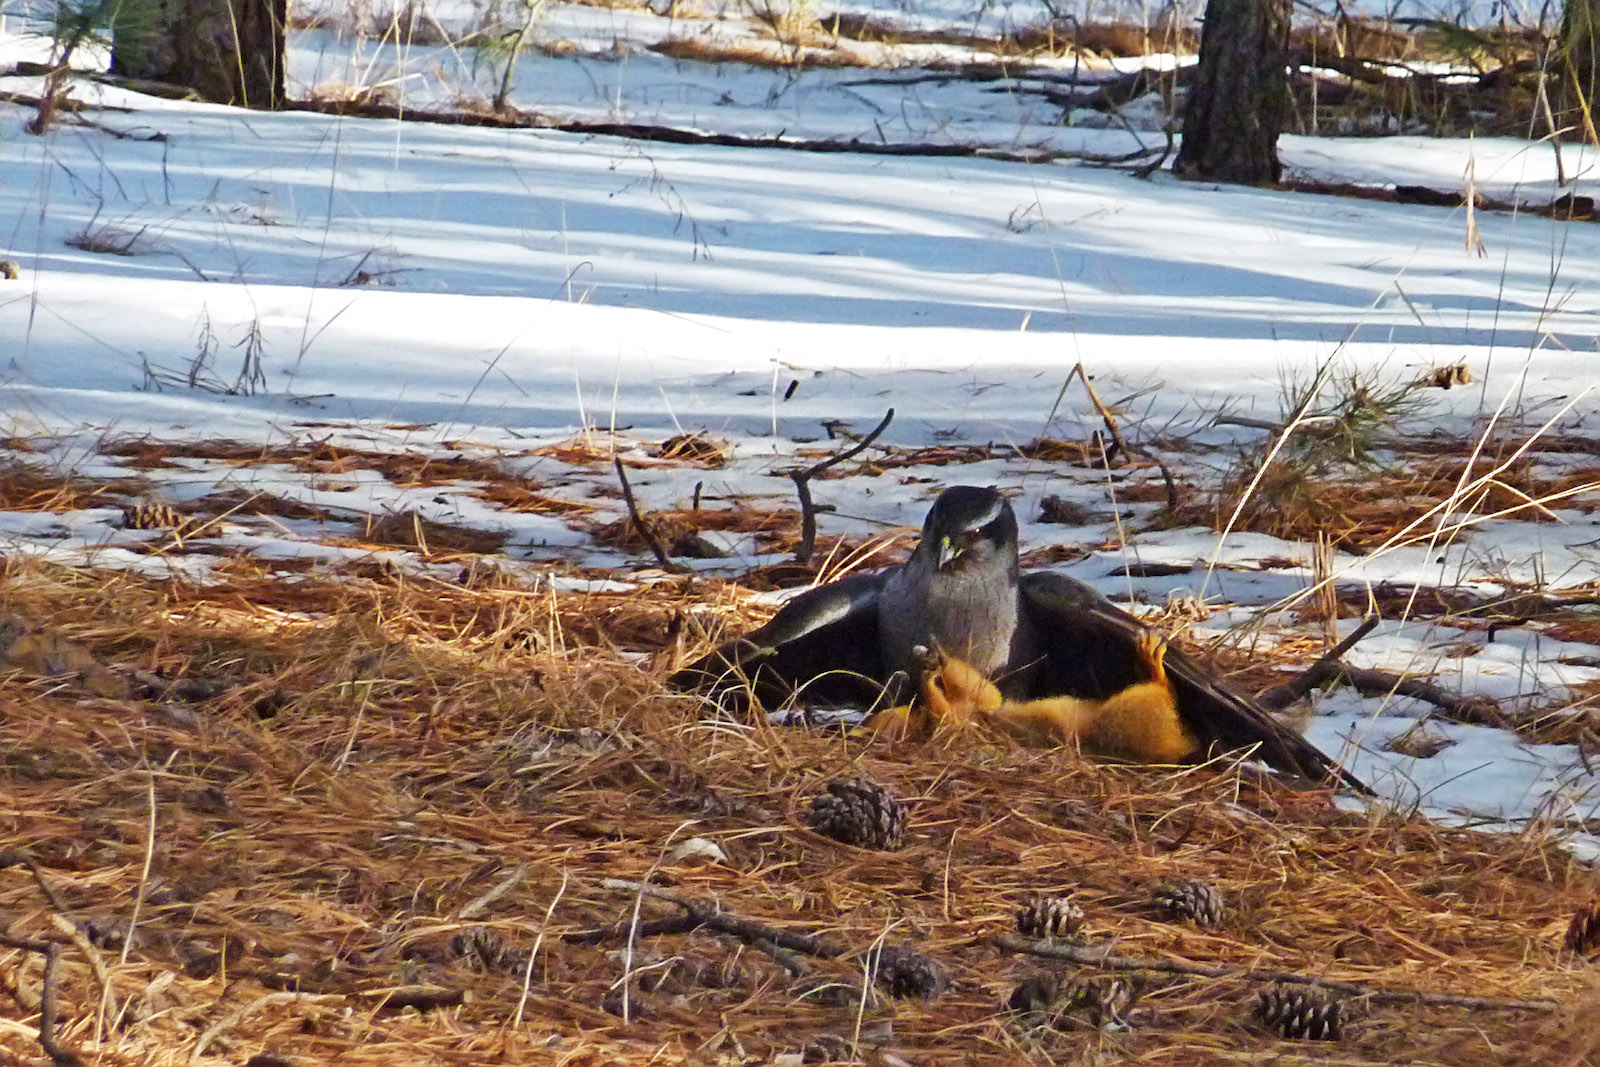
(1257, 614, 1381, 710)
(790, 408, 894, 566)
(613, 457, 689, 574)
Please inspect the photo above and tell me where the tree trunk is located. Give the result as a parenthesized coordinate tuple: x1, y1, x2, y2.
(1559, 0, 1600, 141)
(111, 0, 285, 108)
(1173, 0, 1291, 184)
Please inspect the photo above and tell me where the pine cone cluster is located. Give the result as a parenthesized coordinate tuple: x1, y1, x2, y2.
(1253, 983, 1345, 1041)
(1016, 892, 1086, 940)
(868, 944, 947, 1000)
(1150, 878, 1226, 927)
(1565, 901, 1600, 957)
(807, 775, 906, 851)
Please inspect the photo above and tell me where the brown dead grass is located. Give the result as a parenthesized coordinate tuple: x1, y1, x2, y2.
(650, 33, 863, 69)
(1167, 446, 1600, 552)
(0, 460, 148, 512)
(0, 561, 1596, 1065)
(592, 505, 804, 557)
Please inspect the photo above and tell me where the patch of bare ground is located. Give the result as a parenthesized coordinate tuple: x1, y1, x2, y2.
(0, 561, 1597, 1064)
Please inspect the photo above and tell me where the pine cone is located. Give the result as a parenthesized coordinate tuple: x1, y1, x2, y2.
(1566, 901, 1600, 957)
(638, 953, 749, 993)
(793, 976, 870, 1008)
(808, 775, 906, 851)
(449, 927, 529, 976)
(1253, 983, 1345, 1041)
(1016, 893, 1086, 940)
(800, 1034, 854, 1063)
(121, 500, 187, 532)
(1066, 974, 1139, 1029)
(1150, 878, 1226, 927)
(868, 944, 947, 1000)
(1006, 972, 1062, 1014)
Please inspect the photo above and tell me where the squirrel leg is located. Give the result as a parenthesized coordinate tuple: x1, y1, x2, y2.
(1086, 631, 1199, 763)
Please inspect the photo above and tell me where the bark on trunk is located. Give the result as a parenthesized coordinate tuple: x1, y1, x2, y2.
(1173, 0, 1291, 184)
(111, 0, 285, 108)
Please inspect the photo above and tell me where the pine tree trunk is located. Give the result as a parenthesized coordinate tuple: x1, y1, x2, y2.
(111, 0, 285, 108)
(1173, 0, 1291, 184)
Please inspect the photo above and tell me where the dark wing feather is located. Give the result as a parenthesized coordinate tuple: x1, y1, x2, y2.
(1019, 572, 1368, 793)
(668, 571, 890, 711)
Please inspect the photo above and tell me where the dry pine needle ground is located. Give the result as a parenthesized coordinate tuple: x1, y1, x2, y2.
(0, 561, 1597, 1066)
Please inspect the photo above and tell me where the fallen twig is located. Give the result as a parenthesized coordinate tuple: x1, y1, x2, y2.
(1257, 615, 1381, 711)
(994, 934, 1560, 1011)
(0, 933, 84, 1066)
(355, 985, 468, 1012)
(287, 98, 1167, 167)
(790, 408, 894, 566)
(1070, 364, 1131, 465)
(599, 877, 846, 959)
(1335, 665, 1507, 726)
(613, 457, 689, 575)
(47, 914, 119, 1038)
(561, 914, 701, 945)
(18, 853, 70, 913)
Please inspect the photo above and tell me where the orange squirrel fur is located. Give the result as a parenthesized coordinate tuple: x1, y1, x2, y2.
(864, 632, 1199, 763)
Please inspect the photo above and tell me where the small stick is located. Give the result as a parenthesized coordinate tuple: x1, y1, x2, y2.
(354, 985, 467, 1011)
(0, 933, 84, 1066)
(1257, 615, 1381, 711)
(613, 457, 688, 574)
(790, 408, 894, 566)
(1211, 414, 1284, 432)
(38, 943, 81, 1067)
(749, 937, 812, 977)
(48, 915, 118, 1038)
(599, 877, 846, 959)
(1072, 363, 1132, 464)
(993, 934, 1560, 1011)
(561, 914, 700, 945)
(1336, 665, 1507, 726)
(21, 854, 70, 913)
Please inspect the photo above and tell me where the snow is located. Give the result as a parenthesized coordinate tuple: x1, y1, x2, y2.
(2, 9, 1600, 854)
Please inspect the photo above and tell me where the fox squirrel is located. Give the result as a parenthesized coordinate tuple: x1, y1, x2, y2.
(864, 631, 1199, 763)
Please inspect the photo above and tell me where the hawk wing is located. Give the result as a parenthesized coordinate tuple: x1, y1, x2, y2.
(668, 571, 890, 711)
(1019, 572, 1368, 793)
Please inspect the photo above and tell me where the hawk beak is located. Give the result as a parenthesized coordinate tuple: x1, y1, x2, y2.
(936, 535, 961, 570)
